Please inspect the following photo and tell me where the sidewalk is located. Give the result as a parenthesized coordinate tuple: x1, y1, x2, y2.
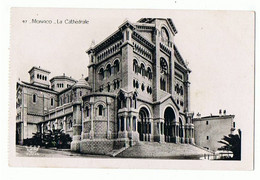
(16, 145, 110, 158)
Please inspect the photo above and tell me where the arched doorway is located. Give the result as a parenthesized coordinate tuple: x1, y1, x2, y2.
(138, 107, 150, 141)
(164, 107, 175, 142)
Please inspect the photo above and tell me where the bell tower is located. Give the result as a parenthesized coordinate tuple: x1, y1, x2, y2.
(28, 66, 50, 88)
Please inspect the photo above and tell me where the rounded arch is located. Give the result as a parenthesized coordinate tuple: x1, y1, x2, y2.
(164, 106, 176, 123)
(133, 59, 139, 73)
(32, 93, 37, 103)
(94, 101, 106, 109)
(138, 104, 152, 118)
(147, 66, 152, 80)
(105, 63, 112, 77)
(160, 57, 168, 74)
(140, 63, 145, 76)
(112, 58, 121, 64)
(162, 104, 178, 120)
(94, 101, 107, 117)
(113, 58, 120, 73)
(138, 105, 152, 141)
(160, 25, 172, 40)
(98, 67, 105, 80)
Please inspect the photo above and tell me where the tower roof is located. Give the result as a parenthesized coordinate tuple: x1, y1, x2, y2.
(28, 66, 50, 74)
(72, 76, 91, 89)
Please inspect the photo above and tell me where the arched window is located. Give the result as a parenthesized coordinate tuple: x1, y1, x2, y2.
(51, 97, 54, 106)
(98, 105, 103, 116)
(135, 81, 139, 89)
(114, 60, 120, 74)
(106, 64, 111, 77)
(160, 58, 168, 75)
(141, 83, 145, 91)
(161, 27, 169, 46)
(117, 80, 120, 88)
(107, 83, 110, 92)
(140, 63, 145, 76)
(60, 121, 63, 129)
(32, 94, 37, 103)
(180, 86, 183, 96)
(160, 78, 166, 91)
(86, 106, 90, 117)
(69, 120, 73, 129)
(99, 68, 104, 81)
(37, 74, 39, 79)
(39, 74, 42, 80)
(176, 84, 180, 94)
(133, 59, 138, 73)
(147, 67, 152, 80)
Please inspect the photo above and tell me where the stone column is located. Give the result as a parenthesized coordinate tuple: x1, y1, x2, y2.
(130, 116, 133, 131)
(106, 99, 111, 139)
(90, 102, 94, 139)
(71, 103, 82, 152)
(118, 116, 121, 132)
(124, 115, 126, 131)
(63, 117, 67, 133)
(41, 124, 43, 133)
(135, 118, 138, 132)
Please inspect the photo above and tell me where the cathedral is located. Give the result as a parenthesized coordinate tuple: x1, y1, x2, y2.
(16, 18, 195, 154)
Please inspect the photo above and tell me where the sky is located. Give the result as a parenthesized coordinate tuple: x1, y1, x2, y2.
(11, 8, 254, 133)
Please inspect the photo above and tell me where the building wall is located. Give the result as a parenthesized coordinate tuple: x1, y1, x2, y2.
(194, 116, 235, 151)
(95, 53, 122, 93)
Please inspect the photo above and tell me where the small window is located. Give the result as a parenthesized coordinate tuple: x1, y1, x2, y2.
(114, 60, 120, 73)
(69, 120, 73, 129)
(207, 136, 209, 140)
(98, 105, 103, 116)
(80, 91, 82, 96)
(107, 83, 110, 92)
(233, 122, 236, 128)
(51, 98, 54, 106)
(141, 83, 145, 91)
(206, 121, 208, 125)
(106, 64, 112, 77)
(32, 94, 37, 103)
(86, 106, 90, 117)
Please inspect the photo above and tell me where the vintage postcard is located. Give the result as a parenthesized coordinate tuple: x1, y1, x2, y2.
(9, 8, 255, 170)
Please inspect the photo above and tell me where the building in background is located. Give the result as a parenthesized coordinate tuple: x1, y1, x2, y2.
(193, 110, 236, 152)
(16, 18, 198, 155)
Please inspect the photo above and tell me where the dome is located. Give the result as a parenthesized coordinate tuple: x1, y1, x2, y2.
(72, 77, 91, 89)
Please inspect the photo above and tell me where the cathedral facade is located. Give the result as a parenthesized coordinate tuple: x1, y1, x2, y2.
(16, 18, 195, 154)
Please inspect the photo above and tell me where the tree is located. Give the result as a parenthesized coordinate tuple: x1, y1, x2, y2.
(25, 129, 72, 149)
(43, 129, 72, 149)
(218, 129, 241, 160)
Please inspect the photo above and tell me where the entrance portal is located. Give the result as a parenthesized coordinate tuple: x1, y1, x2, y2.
(138, 107, 150, 141)
(164, 107, 175, 142)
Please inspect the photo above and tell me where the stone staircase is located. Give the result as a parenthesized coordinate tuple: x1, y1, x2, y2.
(116, 141, 212, 159)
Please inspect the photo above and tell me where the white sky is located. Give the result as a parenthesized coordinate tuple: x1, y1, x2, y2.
(11, 8, 254, 132)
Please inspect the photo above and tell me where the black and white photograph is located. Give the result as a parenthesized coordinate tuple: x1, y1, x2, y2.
(8, 8, 254, 170)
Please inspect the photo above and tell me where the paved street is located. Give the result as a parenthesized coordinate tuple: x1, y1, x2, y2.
(16, 145, 110, 158)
